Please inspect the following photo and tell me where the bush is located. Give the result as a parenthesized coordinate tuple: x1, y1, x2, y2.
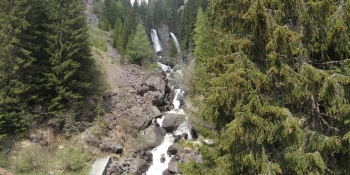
(89, 26, 108, 52)
(56, 145, 90, 172)
(11, 145, 49, 173)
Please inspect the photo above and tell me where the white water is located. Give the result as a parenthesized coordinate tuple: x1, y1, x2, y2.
(146, 86, 191, 175)
(170, 33, 181, 53)
(151, 29, 162, 53)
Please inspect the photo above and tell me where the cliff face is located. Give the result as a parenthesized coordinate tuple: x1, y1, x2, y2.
(85, 0, 99, 26)
(157, 24, 170, 57)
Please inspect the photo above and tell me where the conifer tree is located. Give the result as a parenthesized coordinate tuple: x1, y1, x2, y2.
(126, 23, 153, 65)
(186, 0, 350, 174)
(0, 0, 37, 133)
(45, 0, 94, 114)
(113, 18, 124, 53)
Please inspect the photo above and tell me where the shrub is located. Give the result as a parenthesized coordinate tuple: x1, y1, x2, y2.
(11, 145, 49, 173)
(55, 145, 90, 172)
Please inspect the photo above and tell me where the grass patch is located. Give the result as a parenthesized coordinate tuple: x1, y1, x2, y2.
(88, 25, 108, 52)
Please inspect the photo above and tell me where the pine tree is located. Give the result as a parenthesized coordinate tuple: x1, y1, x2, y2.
(0, 0, 37, 133)
(113, 18, 124, 53)
(126, 23, 153, 65)
(45, 0, 94, 114)
(185, 0, 350, 174)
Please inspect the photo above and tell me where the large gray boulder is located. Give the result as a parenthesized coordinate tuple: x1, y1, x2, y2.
(167, 144, 179, 157)
(99, 140, 123, 154)
(161, 113, 186, 132)
(85, 128, 102, 147)
(129, 158, 150, 175)
(119, 105, 161, 130)
(168, 159, 179, 173)
(145, 76, 167, 93)
(144, 125, 166, 147)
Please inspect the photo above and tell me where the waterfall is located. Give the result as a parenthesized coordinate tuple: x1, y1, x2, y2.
(151, 29, 162, 53)
(170, 32, 181, 53)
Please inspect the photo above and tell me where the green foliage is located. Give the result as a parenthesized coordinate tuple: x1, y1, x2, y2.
(169, 38, 178, 57)
(11, 145, 49, 173)
(113, 18, 124, 53)
(56, 145, 90, 172)
(187, 0, 350, 174)
(45, 0, 94, 113)
(127, 24, 153, 65)
(89, 26, 108, 52)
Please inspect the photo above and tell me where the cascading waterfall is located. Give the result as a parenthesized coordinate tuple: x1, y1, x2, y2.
(151, 29, 162, 53)
(170, 32, 181, 53)
(145, 85, 191, 175)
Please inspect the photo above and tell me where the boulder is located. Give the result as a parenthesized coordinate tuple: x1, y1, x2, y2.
(145, 76, 167, 93)
(99, 141, 123, 154)
(167, 145, 179, 157)
(162, 168, 172, 175)
(129, 158, 150, 175)
(119, 105, 161, 130)
(144, 91, 165, 106)
(85, 128, 102, 147)
(144, 125, 166, 147)
(161, 113, 186, 132)
(182, 133, 188, 140)
(173, 134, 182, 143)
(168, 160, 179, 173)
(168, 91, 175, 105)
(160, 156, 166, 163)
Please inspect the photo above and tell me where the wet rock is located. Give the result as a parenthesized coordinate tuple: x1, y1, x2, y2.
(182, 133, 188, 140)
(129, 158, 150, 175)
(173, 134, 182, 143)
(168, 160, 179, 173)
(160, 156, 166, 163)
(161, 113, 186, 132)
(167, 145, 179, 157)
(144, 125, 166, 147)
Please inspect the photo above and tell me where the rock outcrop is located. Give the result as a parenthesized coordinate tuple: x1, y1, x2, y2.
(161, 113, 187, 132)
(144, 125, 167, 148)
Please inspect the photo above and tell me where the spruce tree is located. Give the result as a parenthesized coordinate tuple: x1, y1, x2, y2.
(45, 0, 94, 114)
(113, 18, 124, 53)
(185, 0, 350, 174)
(126, 23, 153, 65)
(0, 0, 37, 133)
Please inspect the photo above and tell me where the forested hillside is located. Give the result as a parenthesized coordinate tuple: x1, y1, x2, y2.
(0, 0, 99, 135)
(185, 0, 350, 174)
(3, 0, 350, 174)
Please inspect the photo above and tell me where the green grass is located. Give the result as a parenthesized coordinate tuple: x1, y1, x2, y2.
(88, 25, 108, 52)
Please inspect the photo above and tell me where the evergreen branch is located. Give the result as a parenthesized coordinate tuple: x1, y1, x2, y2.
(319, 115, 340, 133)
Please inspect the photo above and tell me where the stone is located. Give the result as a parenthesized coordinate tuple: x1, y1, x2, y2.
(85, 128, 102, 147)
(99, 141, 123, 154)
(129, 158, 150, 175)
(161, 113, 186, 132)
(145, 76, 167, 92)
(119, 105, 161, 130)
(168, 160, 179, 173)
(144, 125, 166, 147)
(160, 156, 166, 163)
(167, 145, 179, 157)
(181, 133, 188, 140)
(173, 134, 182, 143)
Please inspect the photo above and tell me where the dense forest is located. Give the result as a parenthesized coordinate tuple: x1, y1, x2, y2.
(185, 0, 350, 174)
(0, 0, 100, 135)
(2, 0, 350, 174)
